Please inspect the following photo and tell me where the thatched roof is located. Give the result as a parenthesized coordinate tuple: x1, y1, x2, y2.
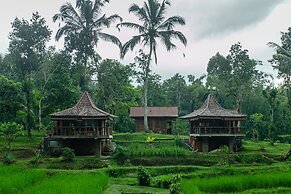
(180, 94, 246, 119)
(130, 107, 178, 118)
(50, 91, 116, 119)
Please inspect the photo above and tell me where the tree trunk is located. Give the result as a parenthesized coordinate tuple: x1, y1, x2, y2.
(143, 49, 153, 133)
(38, 97, 43, 132)
(236, 97, 241, 113)
(143, 56, 151, 132)
(269, 107, 274, 144)
(144, 71, 150, 132)
(286, 83, 291, 118)
(25, 74, 32, 137)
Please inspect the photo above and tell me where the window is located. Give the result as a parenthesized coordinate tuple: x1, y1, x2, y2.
(49, 141, 60, 147)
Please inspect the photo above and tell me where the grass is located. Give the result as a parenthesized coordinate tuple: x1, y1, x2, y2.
(125, 143, 190, 157)
(22, 172, 108, 194)
(0, 166, 46, 194)
(113, 132, 188, 142)
(0, 165, 108, 194)
(103, 183, 168, 194)
(181, 172, 291, 193)
(242, 140, 290, 154)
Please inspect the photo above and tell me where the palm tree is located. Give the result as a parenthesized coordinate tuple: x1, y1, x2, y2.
(118, 0, 187, 132)
(268, 30, 291, 118)
(53, 0, 122, 90)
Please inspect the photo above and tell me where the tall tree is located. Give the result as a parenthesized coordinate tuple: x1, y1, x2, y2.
(226, 43, 257, 113)
(53, 0, 122, 90)
(118, 0, 187, 132)
(96, 59, 139, 132)
(163, 73, 187, 113)
(268, 27, 291, 118)
(43, 51, 82, 117)
(0, 76, 24, 123)
(262, 86, 278, 143)
(8, 12, 51, 137)
(207, 43, 259, 113)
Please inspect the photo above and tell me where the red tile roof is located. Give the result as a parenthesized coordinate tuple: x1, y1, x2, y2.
(180, 94, 246, 119)
(50, 91, 116, 118)
(130, 107, 178, 118)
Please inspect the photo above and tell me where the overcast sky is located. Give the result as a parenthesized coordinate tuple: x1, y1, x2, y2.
(0, 0, 290, 81)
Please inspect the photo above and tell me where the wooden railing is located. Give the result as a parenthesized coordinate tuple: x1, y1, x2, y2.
(190, 126, 243, 135)
(51, 126, 112, 137)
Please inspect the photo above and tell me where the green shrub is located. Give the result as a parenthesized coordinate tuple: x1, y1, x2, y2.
(106, 167, 137, 178)
(113, 145, 129, 165)
(30, 150, 42, 165)
(61, 147, 75, 161)
(170, 182, 180, 194)
(3, 153, 14, 165)
(0, 122, 23, 150)
(137, 166, 151, 186)
(47, 158, 107, 170)
(153, 174, 182, 189)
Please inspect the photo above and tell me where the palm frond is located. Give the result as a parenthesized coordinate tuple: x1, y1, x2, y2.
(55, 26, 72, 41)
(274, 53, 291, 62)
(54, 3, 84, 28)
(158, 31, 177, 51)
(97, 32, 122, 48)
(105, 14, 123, 26)
(158, 16, 185, 30)
(129, 3, 149, 24)
(52, 13, 62, 22)
(268, 42, 291, 57)
(121, 35, 143, 58)
(117, 22, 146, 33)
(92, 0, 109, 19)
(91, 14, 107, 28)
(90, 14, 121, 29)
(76, 0, 85, 8)
(146, 0, 160, 26)
(156, 0, 169, 26)
(168, 30, 187, 46)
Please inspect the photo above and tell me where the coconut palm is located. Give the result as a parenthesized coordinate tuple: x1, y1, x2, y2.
(118, 0, 187, 132)
(268, 29, 291, 118)
(53, 0, 122, 90)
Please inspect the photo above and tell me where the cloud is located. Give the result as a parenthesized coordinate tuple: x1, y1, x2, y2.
(174, 0, 285, 40)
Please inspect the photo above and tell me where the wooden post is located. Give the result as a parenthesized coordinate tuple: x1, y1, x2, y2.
(202, 137, 209, 152)
(229, 137, 234, 153)
(102, 120, 105, 136)
(60, 120, 63, 136)
(85, 121, 87, 136)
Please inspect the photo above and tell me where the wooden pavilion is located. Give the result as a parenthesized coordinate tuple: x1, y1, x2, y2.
(130, 106, 178, 134)
(43, 91, 115, 156)
(180, 94, 246, 152)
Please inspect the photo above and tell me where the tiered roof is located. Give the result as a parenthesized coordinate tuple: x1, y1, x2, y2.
(50, 91, 115, 119)
(130, 107, 178, 118)
(180, 94, 246, 119)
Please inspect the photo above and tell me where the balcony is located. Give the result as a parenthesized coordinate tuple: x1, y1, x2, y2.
(50, 126, 112, 138)
(190, 126, 245, 137)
